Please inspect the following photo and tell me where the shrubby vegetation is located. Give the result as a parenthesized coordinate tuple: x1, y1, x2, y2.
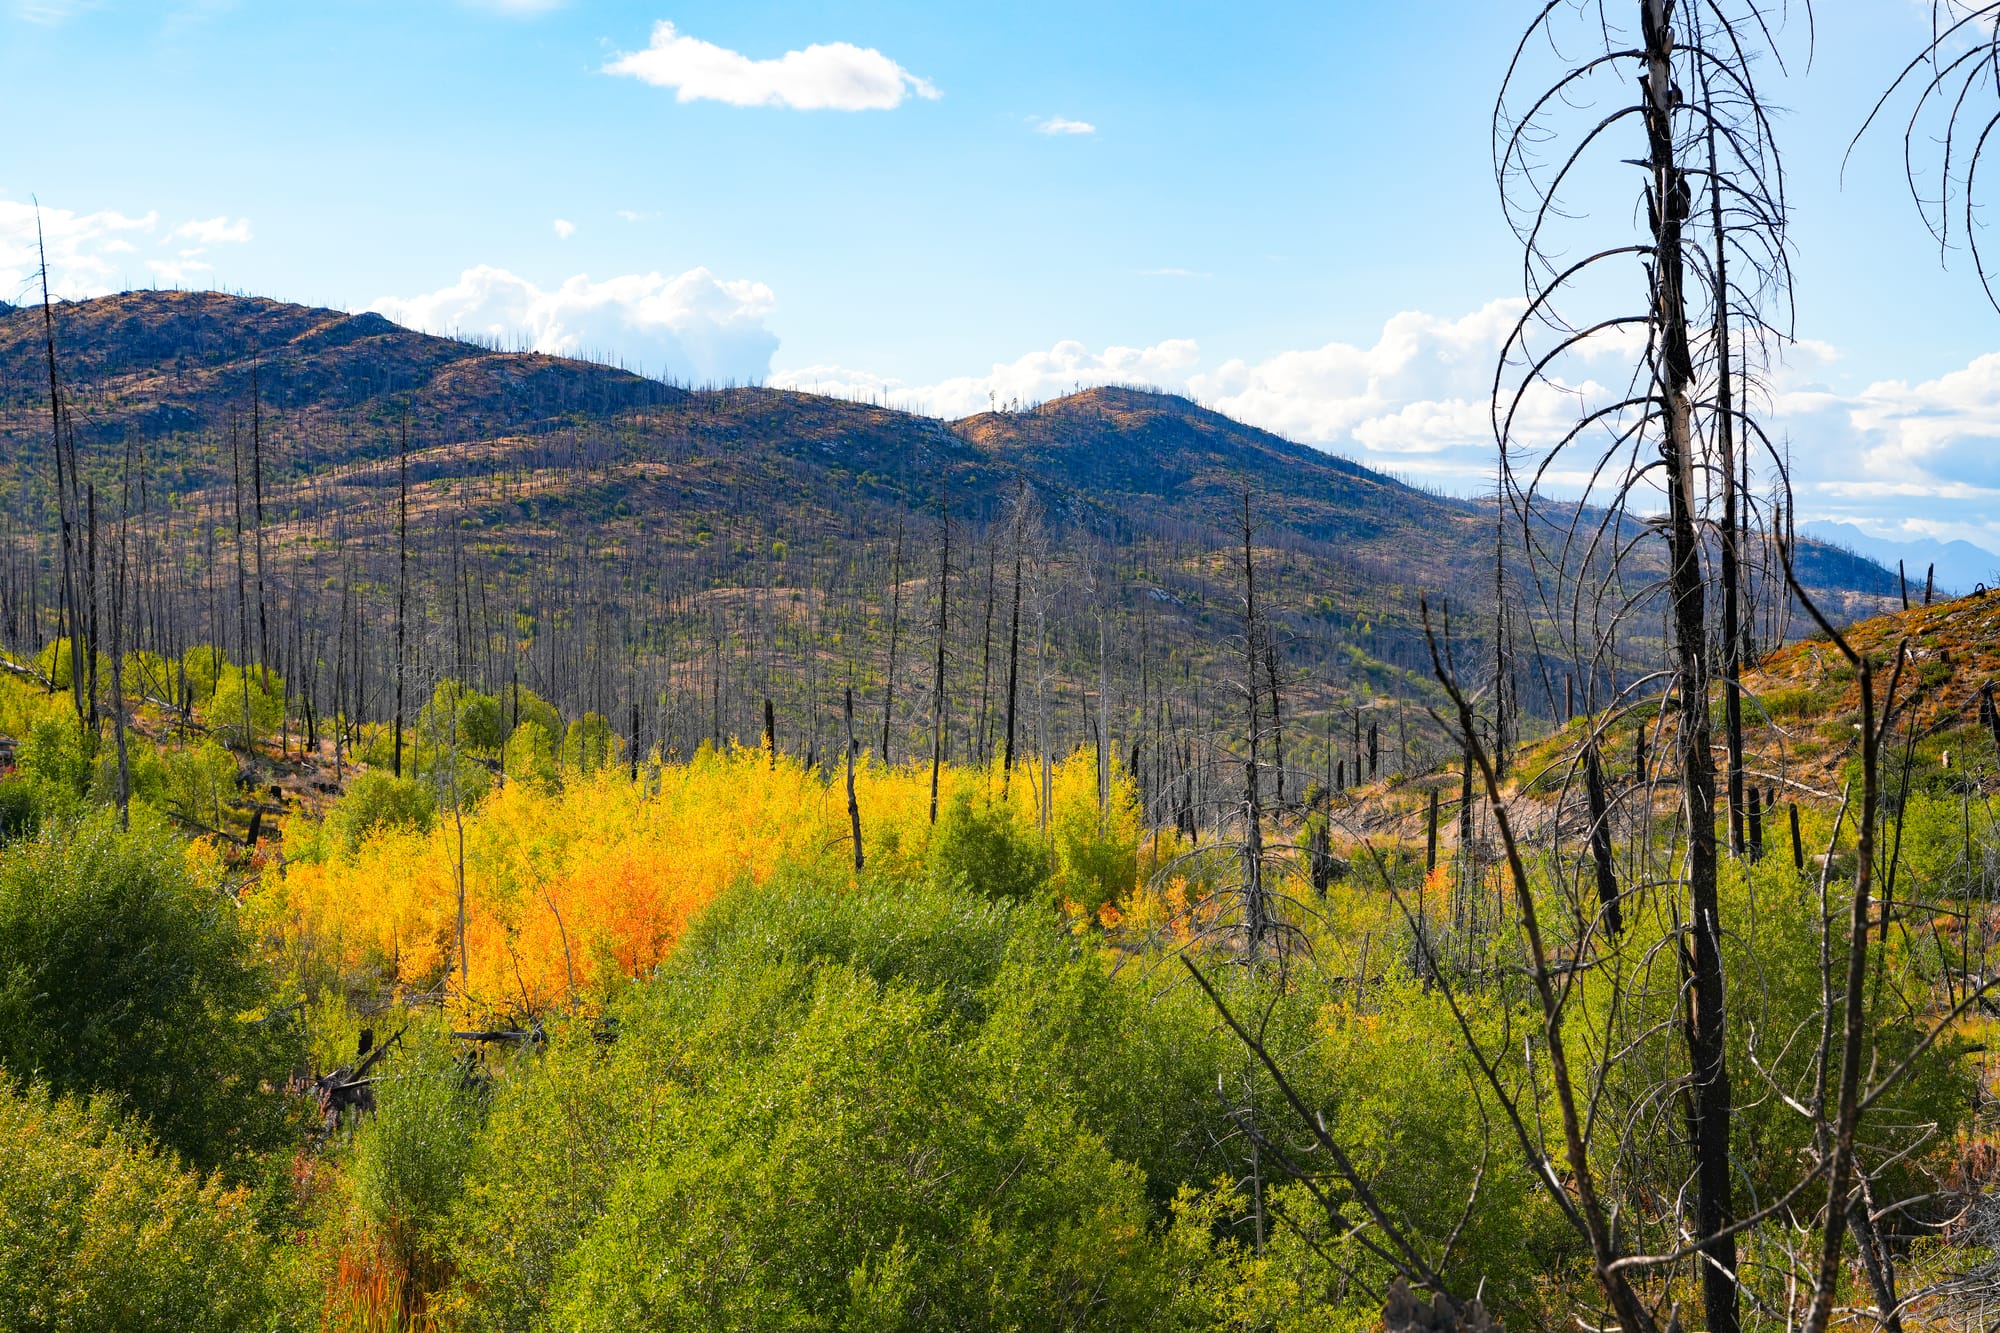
(0, 1081, 285, 1333)
(0, 810, 304, 1175)
(0, 643, 1991, 1330)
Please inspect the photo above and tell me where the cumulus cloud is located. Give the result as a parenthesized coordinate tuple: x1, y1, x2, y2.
(604, 20, 938, 110)
(552, 218, 576, 239)
(774, 338, 1199, 417)
(370, 264, 779, 386)
(146, 257, 212, 285)
(1185, 301, 1529, 457)
(173, 216, 251, 244)
(1034, 115, 1095, 135)
(1766, 348, 2000, 547)
(768, 300, 2000, 546)
(772, 304, 1557, 462)
(0, 196, 158, 298)
(0, 193, 259, 299)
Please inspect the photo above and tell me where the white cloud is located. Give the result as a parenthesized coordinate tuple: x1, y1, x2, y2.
(0, 193, 263, 299)
(173, 215, 251, 244)
(1187, 300, 1528, 451)
(767, 300, 2000, 547)
(1034, 115, 1095, 136)
(1765, 349, 2000, 548)
(604, 20, 938, 110)
(0, 196, 158, 299)
(772, 306, 1541, 456)
(147, 257, 212, 286)
(552, 218, 576, 239)
(774, 338, 1199, 417)
(370, 264, 779, 386)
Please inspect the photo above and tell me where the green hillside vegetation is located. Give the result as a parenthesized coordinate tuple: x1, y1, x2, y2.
(0, 580, 1992, 1329)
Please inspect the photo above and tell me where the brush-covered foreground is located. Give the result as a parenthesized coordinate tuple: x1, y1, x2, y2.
(0, 630, 1996, 1332)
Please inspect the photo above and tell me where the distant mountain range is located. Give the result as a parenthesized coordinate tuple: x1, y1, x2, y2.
(0, 291, 1909, 766)
(1798, 520, 2000, 598)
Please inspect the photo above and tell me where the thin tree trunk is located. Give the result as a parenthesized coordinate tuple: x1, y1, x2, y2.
(1001, 493, 1026, 791)
(844, 684, 863, 871)
(1239, 491, 1270, 957)
(882, 518, 903, 764)
(976, 534, 997, 765)
(1643, 6, 1736, 1326)
(36, 219, 87, 731)
(1711, 99, 1748, 863)
(1584, 740, 1620, 936)
(109, 451, 132, 828)
(394, 415, 410, 778)
(928, 485, 950, 825)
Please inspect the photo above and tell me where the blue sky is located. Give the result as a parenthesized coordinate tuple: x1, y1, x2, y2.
(5, 1, 2000, 564)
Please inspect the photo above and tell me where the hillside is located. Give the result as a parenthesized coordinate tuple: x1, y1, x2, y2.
(0, 290, 1901, 781)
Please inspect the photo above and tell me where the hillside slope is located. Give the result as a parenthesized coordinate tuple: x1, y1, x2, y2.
(0, 290, 1903, 774)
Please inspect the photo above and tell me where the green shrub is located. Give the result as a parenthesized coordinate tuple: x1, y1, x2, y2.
(179, 645, 231, 703)
(34, 637, 109, 693)
(503, 720, 560, 789)
(17, 715, 93, 799)
(418, 679, 507, 755)
(120, 649, 175, 702)
(326, 770, 438, 854)
(0, 778, 39, 843)
(350, 1023, 487, 1261)
(537, 967, 1175, 1332)
(165, 738, 239, 832)
(929, 789, 1050, 902)
(561, 712, 617, 775)
(201, 664, 285, 751)
(0, 1080, 280, 1333)
(501, 685, 562, 746)
(0, 812, 305, 1174)
(94, 738, 170, 809)
(452, 878, 1227, 1330)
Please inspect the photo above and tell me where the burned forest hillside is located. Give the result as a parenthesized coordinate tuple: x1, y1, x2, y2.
(0, 289, 1898, 776)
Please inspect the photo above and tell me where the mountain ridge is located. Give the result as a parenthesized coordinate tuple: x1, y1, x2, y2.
(0, 289, 1906, 764)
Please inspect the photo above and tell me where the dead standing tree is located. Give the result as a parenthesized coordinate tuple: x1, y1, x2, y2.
(1494, 3, 1801, 1330)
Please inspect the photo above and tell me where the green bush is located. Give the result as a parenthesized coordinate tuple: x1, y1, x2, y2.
(0, 1080, 281, 1333)
(0, 813, 305, 1174)
(502, 685, 562, 746)
(546, 967, 1174, 1331)
(350, 1023, 487, 1266)
(165, 738, 239, 832)
(418, 679, 507, 755)
(503, 720, 560, 790)
(452, 878, 1230, 1331)
(94, 738, 170, 810)
(201, 664, 284, 751)
(929, 789, 1050, 902)
(34, 637, 109, 693)
(17, 715, 93, 800)
(0, 778, 39, 843)
(561, 712, 617, 775)
(326, 770, 437, 855)
(179, 645, 231, 703)
(120, 649, 175, 702)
